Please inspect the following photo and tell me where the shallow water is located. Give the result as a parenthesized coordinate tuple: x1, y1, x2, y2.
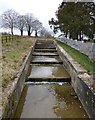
(28, 65, 70, 78)
(14, 83, 88, 118)
(32, 52, 58, 56)
(14, 40, 89, 118)
(32, 56, 61, 62)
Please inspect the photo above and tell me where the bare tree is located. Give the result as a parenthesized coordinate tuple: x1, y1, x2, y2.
(32, 19, 42, 37)
(16, 15, 25, 36)
(24, 13, 34, 36)
(1, 9, 18, 35)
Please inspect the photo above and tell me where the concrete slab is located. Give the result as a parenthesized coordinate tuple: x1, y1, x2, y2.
(31, 56, 63, 64)
(34, 49, 57, 52)
(26, 77, 71, 82)
(32, 52, 59, 56)
(27, 65, 70, 80)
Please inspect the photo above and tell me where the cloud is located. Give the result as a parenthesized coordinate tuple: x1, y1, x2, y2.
(0, 0, 63, 31)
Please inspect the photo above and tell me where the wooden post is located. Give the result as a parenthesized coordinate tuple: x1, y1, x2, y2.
(6, 36, 7, 43)
(9, 35, 10, 42)
(2, 36, 3, 43)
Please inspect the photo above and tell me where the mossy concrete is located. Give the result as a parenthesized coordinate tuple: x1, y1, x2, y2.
(55, 41, 94, 118)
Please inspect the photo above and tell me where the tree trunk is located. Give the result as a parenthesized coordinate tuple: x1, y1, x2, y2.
(11, 28, 13, 35)
(66, 32, 67, 38)
(28, 26, 31, 36)
(28, 30, 31, 36)
(81, 31, 83, 40)
(69, 33, 72, 39)
(35, 30, 38, 37)
(20, 29, 23, 36)
(79, 31, 82, 41)
(65, 32, 67, 38)
(76, 33, 78, 40)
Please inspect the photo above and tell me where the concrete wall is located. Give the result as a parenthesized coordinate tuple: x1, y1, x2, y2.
(2, 42, 35, 118)
(55, 41, 95, 118)
(58, 37, 95, 61)
(2, 39, 94, 118)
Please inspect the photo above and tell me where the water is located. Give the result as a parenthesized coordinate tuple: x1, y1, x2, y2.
(28, 65, 70, 79)
(32, 52, 58, 56)
(13, 40, 89, 118)
(14, 83, 88, 118)
(32, 56, 61, 62)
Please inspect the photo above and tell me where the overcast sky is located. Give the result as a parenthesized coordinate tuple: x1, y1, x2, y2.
(0, 0, 63, 33)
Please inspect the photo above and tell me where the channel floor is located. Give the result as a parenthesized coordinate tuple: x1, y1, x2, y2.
(14, 40, 88, 118)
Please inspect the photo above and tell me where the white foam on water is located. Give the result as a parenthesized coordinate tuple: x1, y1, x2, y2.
(25, 81, 68, 85)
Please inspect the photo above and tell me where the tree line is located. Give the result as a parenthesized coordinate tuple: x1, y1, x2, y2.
(49, 2, 95, 41)
(1, 9, 52, 37)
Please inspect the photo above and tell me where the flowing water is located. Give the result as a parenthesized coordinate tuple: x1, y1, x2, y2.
(13, 40, 89, 118)
(14, 83, 88, 118)
(28, 64, 70, 79)
(32, 56, 61, 62)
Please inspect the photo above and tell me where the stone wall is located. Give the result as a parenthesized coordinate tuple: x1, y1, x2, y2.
(58, 37, 95, 61)
(55, 41, 95, 118)
(2, 42, 35, 118)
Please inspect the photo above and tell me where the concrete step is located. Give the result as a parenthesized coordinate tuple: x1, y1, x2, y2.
(31, 56, 62, 63)
(31, 61, 63, 64)
(27, 64, 70, 80)
(35, 45, 56, 49)
(35, 47, 56, 49)
(36, 40, 54, 44)
(32, 54, 59, 56)
(32, 52, 59, 56)
(27, 40, 71, 83)
(25, 77, 71, 82)
(34, 49, 57, 52)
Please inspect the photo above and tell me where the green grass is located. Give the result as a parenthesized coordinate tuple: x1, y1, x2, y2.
(2, 37, 36, 89)
(56, 40, 95, 76)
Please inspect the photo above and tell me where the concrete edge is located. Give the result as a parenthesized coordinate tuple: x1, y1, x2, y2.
(55, 40, 94, 90)
(1, 41, 36, 119)
(55, 41, 94, 88)
(54, 40, 94, 118)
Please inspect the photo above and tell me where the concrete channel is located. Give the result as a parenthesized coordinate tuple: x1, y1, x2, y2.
(2, 39, 95, 118)
(26, 40, 71, 83)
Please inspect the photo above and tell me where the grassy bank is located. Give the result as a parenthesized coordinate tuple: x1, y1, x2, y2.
(56, 40, 95, 76)
(2, 37, 36, 89)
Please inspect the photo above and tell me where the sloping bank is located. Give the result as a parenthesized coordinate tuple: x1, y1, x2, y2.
(55, 40, 95, 118)
(1, 41, 36, 118)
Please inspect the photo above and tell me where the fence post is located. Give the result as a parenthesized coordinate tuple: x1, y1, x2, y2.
(9, 35, 10, 42)
(6, 36, 7, 43)
(1, 36, 3, 43)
